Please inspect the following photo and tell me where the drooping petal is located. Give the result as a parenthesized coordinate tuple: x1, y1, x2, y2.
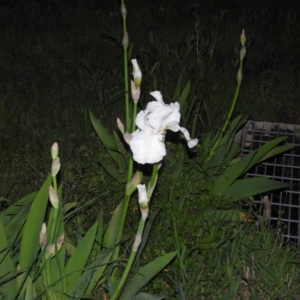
(188, 138, 199, 148)
(178, 126, 199, 148)
(129, 129, 166, 164)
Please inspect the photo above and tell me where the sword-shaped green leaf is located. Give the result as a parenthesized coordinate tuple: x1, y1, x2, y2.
(120, 251, 176, 300)
(90, 110, 121, 168)
(19, 175, 52, 270)
(222, 177, 289, 202)
(257, 144, 294, 164)
(0, 217, 17, 298)
(99, 160, 124, 183)
(178, 80, 190, 114)
(65, 222, 97, 292)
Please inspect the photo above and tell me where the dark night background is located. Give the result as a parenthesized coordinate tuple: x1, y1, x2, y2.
(1, 0, 300, 195)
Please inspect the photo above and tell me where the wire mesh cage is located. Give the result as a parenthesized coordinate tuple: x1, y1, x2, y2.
(235, 121, 300, 244)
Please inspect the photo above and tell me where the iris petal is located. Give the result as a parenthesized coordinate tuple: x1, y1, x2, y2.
(129, 129, 166, 164)
(179, 126, 199, 148)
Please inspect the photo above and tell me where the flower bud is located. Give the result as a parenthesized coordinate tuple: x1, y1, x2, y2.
(45, 233, 65, 259)
(137, 184, 149, 209)
(39, 222, 47, 248)
(122, 31, 129, 49)
(117, 118, 125, 134)
(140, 207, 149, 220)
(131, 80, 141, 103)
(240, 45, 246, 61)
(121, 4, 126, 18)
(49, 185, 59, 209)
(240, 29, 246, 46)
(51, 142, 59, 160)
(132, 233, 141, 252)
(123, 132, 133, 144)
(131, 59, 142, 88)
(51, 157, 60, 177)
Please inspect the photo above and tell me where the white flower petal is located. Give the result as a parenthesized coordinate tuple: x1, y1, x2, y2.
(188, 138, 199, 148)
(135, 110, 149, 131)
(129, 129, 166, 164)
(161, 103, 180, 131)
(179, 126, 199, 148)
(136, 92, 181, 133)
(150, 91, 164, 104)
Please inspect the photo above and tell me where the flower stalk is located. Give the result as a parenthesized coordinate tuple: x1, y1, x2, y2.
(121, 0, 130, 132)
(111, 1, 198, 296)
(208, 29, 246, 162)
(42, 142, 63, 298)
(111, 165, 158, 300)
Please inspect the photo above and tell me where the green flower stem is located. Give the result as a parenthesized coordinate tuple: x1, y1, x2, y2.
(118, 156, 138, 244)
(111, 0, 140, 289)
(124, 48, 130, 132)
(111, 217, 147, 300)
(148, 163, 159, 198)
(131, 101, 138, 132)
(127, 157, 134, 184)
(121, 0, 130, 132)
(44, 174, 59, 298)
(52, 175, 58, 195)
(220, 58, 244, 140)
(113, 157, 137, 256)
(207, 49, 245, 162)
(117, 193, 131, 245)
(50, 176, 59, 244)
(110, 157, 134, 287)
(113, 46, 140, 272)
(111, 164, 158, 297)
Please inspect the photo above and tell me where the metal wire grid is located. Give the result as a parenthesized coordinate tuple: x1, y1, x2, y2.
(236, 121, 300, 243)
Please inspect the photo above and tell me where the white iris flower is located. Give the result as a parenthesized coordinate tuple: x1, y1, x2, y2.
(128, 91, 198, 164)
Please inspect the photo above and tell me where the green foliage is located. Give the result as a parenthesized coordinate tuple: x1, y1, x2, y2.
(19, 175, 52, 270)
(89, 110, 127, 182)
(146, 112, 296, 298)
(120, 251, 177, 300)
(0, 149, 174, 299)
(0, 176, 107, 299)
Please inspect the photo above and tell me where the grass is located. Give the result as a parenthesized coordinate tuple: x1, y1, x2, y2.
(1, 0, 300, 298)
(144, 220, 300, 299)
